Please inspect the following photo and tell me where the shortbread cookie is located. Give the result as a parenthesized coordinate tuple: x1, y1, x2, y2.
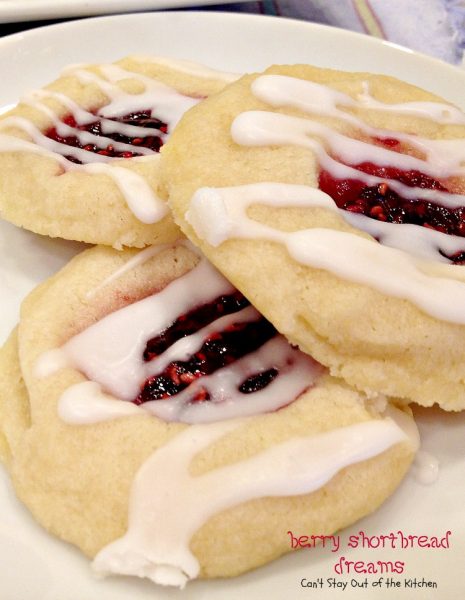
(0, 329, 30, 465)
(2, 242, 416, 586)
(161, 64, 465, 411)
(0, 56, 236, 248)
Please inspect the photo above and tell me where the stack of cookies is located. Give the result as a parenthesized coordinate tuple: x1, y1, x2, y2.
(1, 55, 463, 588)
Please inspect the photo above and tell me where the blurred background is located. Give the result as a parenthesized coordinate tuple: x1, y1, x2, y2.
(0, 0, 463, 66)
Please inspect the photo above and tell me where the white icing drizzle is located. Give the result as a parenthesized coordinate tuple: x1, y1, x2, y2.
(36, 254, 318, 424)
(145, 336, 321, 424)
(145, 305, 259, 374)
(232, 111, 465, 207)
(187, 183, 465, 324)
(411, 450, 439, 485)
(343, 212, 465, 262)
(28, 222, 418, 588)
(0, 61, 206, 222)
(85, 240, 188, 299)
(0, 123, 167, 224)
(187, 178, 465, 263)
(24, 89, 101, 126)
(36, 258, 234, 400)
(0, 117, 111, 163)
(68, 64, 199, 128)
(20, 89, 156, 154)
(385, 404, 420, 450)
(357, 81, 465, 125)
(24, 88, 167, 140)
(93, 408, 415, 588)
(178, 73, 465, 318)
(34, 347, 70, 379)
(58, 381, 142, 424)
(81, 161, 166, 224)
(252, 75, 465, 174)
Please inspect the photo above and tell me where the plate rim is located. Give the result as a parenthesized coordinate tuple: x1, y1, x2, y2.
(0, 9, 464, 600)
(0, 0, 251, 25)
(0, 9, 464, 85)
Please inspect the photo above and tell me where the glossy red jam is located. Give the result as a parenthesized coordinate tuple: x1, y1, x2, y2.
(45, 110, 167, 163)
(135, 292, 279, 404)
(319, 155, 465, 263)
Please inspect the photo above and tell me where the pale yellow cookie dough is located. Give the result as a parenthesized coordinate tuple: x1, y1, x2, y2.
(161, 63, 465, 411)
(0, 56, 232, 248)
(0, 243, 415, 581)
(0, 329, 30, 466)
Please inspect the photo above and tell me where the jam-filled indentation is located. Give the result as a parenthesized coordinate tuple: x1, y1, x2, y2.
(319, 158, 465, 263)
(45, 109, 167, 163)
(143, 291, 249, 361)
(135, 292, 280, 405)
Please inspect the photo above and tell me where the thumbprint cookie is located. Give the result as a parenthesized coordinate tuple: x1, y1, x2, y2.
(0, 241, 416, 587)
(161, 64, 465, 411)
(0, 56, 236, 248)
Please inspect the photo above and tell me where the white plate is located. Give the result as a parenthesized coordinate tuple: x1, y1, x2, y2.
(1, 11, 465, 600)
(0, 0, 250, 24)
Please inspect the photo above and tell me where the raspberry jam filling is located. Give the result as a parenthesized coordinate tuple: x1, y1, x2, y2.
(135, 292, 279, 405)
(143, 291, 249, 361)
(45, 110, 167, 163)
(319, 160, 465, 263)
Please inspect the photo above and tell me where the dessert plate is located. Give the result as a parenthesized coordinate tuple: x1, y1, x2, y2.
(0, 0, 251, 24)
(0, 11, 464, 600)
